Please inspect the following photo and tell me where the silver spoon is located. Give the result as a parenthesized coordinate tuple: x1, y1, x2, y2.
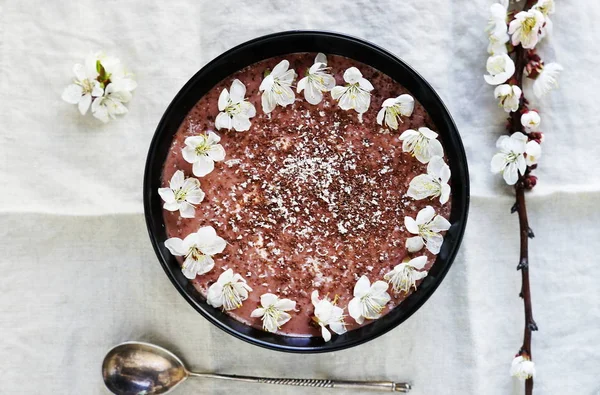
(102, 341, 411, 394)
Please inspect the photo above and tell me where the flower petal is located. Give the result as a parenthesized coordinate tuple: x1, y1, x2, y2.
(328, 319, 347, 335)
(192, 156, 215, 177)
(232, 115, 252, 132)
(78, 93, 92, 115)
(406, 236, 425, 252)
(207, 144, 226, 161)
(164, 237, 186, 256)
(416, 206, 436, 225)
(217, 89, 229, 112)
(229, 79, 246, 103)
(353, 275, 371, 297)
(182, 146, 198, 164)
(424, 233, 444, 254)
(343, 67, 362, 84)
(275, 298, 296, 311)
(348, 297, 364, 324)
(260, 293, 279, 308)
(158, 187, 175, 203)
(330, 86, 347, 100)
(321, 325, 332, 342)
(409, 256, 428, 270)
(431, 215, 451, 232)
(315, 52, 327, 65)
(62, 84, 84, 104)
(271, 60, 289, 78)
(404, 216, 419, 234)
(250, 308, 265, 318)
(179, 202, 195, 218)
(170, 170, 185, 189)
(261, 91, 277, 114)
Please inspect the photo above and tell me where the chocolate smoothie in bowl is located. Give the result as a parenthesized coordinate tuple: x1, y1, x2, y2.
(157, 52, 454, 341)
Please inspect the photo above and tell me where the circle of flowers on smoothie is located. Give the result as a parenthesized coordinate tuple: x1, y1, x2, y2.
(510, 354, 536, 381)
(250, 293, 296, 333)
(406, 156, 451, 204)
(259, 60, 297, 114)
(164, 226, 227, 279)
(376, 94, 414, 129)
(207, 269, 253, 311)
(347, 276, 391, 324)
(311, 290, 347, 342)
(491, 132, 541, 185)
(182, 131, 226, 177)
(61, 51, 137, 123)
(296, 53, 336, 105)
(331, 67, 374, 114)
(405, 205, 451, 255)
(215, 79, 256, 132)
(384, 256, 428, 294)
(399, 127, 444, 164)
(484, 53, 516, 85)
(508, 9, 545, 49)
(158, 170, 205, 218)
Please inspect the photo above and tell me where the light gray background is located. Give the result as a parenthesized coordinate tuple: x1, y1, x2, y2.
(1, 1, 598, 394)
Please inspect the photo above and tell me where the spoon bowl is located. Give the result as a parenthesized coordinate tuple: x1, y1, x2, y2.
(102, 342, 188, 395)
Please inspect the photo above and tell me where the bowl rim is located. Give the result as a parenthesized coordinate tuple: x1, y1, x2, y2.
(144, 30, 470, 353)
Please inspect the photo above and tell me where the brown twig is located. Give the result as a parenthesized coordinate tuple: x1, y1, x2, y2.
(508, 1, 538, 394)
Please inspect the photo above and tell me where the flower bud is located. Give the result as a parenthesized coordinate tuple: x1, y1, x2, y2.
(528, 131, 544, 144)
(525, 59, 544, 80)
(524, 175, 538, 190)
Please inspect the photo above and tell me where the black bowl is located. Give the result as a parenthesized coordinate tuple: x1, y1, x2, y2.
(144, 30, 469, 353)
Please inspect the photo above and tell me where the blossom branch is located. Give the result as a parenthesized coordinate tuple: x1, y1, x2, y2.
(485, 0, 561, 393)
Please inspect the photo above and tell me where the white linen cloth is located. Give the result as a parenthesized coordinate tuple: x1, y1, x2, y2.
(1, 0, 599, 394)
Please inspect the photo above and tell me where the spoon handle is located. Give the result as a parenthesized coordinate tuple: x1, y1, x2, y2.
(189, 373, 411, 392)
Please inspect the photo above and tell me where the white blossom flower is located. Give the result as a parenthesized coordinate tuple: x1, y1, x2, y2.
(63, 52, 136, 122)
(521, 110, 541, 131)
(399, 127, 444, 164)
(405, 206, 451, 254)
(182, 131, 226, 177)
(407, 156, 451, 204)
(90, 83, 132, 123)
(376, 94, 415, 129)
(484, 54, 516, 85)
(207, 269, 253, 311)
(215, 79, 256, 132)
(490, 132, 541, 185)
(331, 67, 374, 114)
(384, 256, 429, 294)
(510, 355, 536, 381)
(532, 0, 555, 16)
(486, 0, 509, 35)
(532, 63, 563, 99)
(259, 60, 297, 113)
(296, 53, 336, 105)
(250, 293, 296, 333)
(348, 276, 390, 324)
(488, 30, 510, 55)
(486, 1, 509, 55)
(508, 10, 545, 49)
(525, 139, 542, 166)
(164, 226, 226, 279)
(494, 84, 522, 113)
(158, 170, 205, 218)
(61, 56, 104, 115)
(311, 290, 346, 342)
